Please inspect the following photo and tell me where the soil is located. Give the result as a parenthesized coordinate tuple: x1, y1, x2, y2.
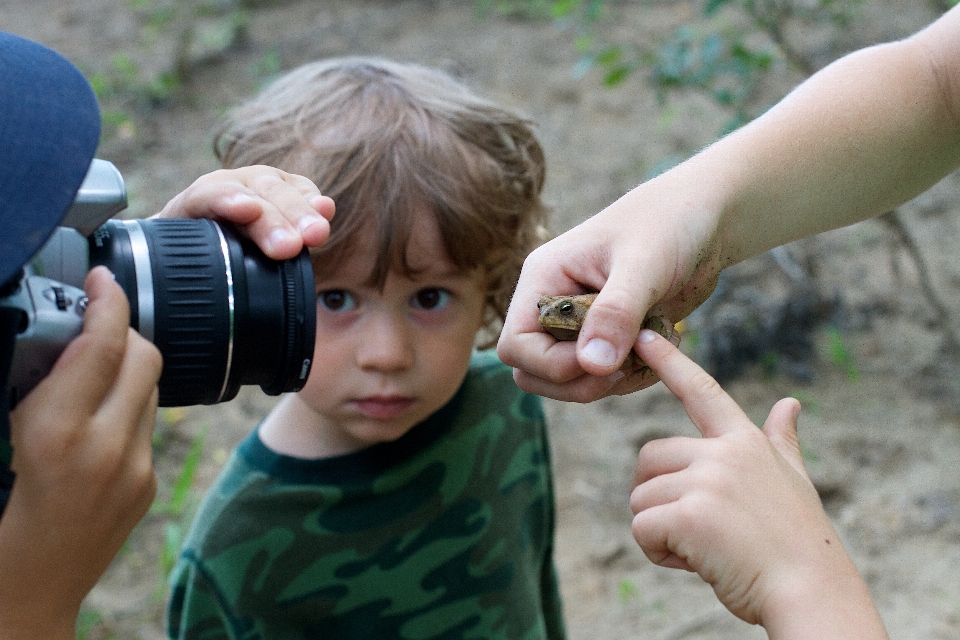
(5, 1, 960, 638)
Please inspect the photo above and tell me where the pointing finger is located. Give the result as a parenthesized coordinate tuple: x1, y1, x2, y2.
(633, 329, 751, 438)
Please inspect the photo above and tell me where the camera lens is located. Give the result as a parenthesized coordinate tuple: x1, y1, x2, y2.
(89, 218, 316, 406)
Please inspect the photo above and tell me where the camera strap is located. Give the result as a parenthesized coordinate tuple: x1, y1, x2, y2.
(0, 305, 23, 517)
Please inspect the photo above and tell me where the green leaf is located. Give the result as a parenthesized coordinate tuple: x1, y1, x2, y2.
(550, 0, 583, 18)
(574, 33, 593, 53)
(160, 521, 185, 576)
(825, 325, 860, 382)
(169, 431, 205, 515)
(595, 44, 622, 65)
(603, 64, 633, 86)
(704, 0, 735, 15)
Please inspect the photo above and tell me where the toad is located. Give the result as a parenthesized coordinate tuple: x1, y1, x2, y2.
(537, 293, 677, 376)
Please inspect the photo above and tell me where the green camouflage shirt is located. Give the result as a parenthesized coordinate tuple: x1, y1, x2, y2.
(167, 351, 566, 640)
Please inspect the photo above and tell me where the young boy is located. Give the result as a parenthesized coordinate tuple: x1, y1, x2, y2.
(165, 57, 565, 639)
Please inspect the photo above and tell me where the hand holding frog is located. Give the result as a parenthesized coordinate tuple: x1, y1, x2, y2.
(497, 3, 960, 404)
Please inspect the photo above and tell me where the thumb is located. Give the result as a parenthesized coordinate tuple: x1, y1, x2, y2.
(577, 284, 652, 377)
(761, 397, 808, 479)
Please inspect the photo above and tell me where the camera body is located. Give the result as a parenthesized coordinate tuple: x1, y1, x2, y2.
(0, 160, 316, 407)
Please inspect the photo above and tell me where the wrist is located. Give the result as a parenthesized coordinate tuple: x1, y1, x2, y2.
(0, 511, 85, 640)
(0, 606, 78, 640)
(758, 549, 888, 640)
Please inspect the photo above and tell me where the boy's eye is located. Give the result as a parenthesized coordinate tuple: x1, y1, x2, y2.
(319, 290, 354, 311)
(412, 288, 450, 310)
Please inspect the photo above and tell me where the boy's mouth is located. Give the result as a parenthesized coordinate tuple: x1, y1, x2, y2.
(352, 395, 416, 419)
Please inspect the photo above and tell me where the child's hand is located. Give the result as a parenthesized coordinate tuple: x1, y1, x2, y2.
(153, 166, 335, 260)
(629, 330, 888, 638)
(496, 177, 723, 403)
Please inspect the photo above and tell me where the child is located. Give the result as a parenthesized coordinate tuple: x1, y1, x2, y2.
(628, 330, 889, 639)
(165, 57, 566, 639)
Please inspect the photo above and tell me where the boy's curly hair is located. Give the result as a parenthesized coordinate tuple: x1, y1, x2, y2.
(214, 57, 548, 346)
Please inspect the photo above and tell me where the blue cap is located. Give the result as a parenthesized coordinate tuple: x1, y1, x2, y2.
(0, 31, 101, 285)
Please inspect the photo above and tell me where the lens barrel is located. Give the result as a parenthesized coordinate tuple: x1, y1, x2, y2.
(89, 219, 315, 406)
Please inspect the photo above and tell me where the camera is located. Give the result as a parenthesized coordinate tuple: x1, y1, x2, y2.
(0, 160, 316, 407)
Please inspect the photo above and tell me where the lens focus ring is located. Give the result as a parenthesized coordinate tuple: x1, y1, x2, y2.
(92, 218, 315, 407)
(144, 219, 231, 406)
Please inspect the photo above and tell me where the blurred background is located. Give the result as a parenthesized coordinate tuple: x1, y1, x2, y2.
(5, 1, 960, 638)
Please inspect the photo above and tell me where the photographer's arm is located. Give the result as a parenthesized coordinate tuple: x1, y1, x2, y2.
(154, 166, 335, 260)
(0, 267, 162, 640)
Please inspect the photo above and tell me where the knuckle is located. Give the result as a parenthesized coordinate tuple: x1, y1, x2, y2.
(588, 294, 639, 333)
(678, 491, 714, 525)
(686, 368, 724, 401)
(133, 459, 159, 506)
(84, 329, 128, 374)
(130, 333, 163, 377)
(636, 437, 666, 462)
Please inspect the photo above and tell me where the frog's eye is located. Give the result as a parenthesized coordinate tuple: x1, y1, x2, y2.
(558, 300, 575, 316)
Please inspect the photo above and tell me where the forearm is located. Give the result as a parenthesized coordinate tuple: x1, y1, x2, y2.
(760, 549, 888, 640)
(664, 6, 960, 267)
(0, 521, 80, 639)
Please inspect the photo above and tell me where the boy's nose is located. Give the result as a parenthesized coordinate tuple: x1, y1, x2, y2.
(356, 313, 415, 372)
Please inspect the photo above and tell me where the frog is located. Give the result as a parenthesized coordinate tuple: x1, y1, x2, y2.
(537, 293, 677, 376)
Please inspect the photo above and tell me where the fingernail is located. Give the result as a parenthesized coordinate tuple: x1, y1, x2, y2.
(582, 338, 619, 368)
(225, 192, 255, 206)
(309, 194, 334, 214)
(267, 228, 293, 252)
(637, 329, 657, 343)
(608, 370, 625, 384)
(298, 216, 323, 234)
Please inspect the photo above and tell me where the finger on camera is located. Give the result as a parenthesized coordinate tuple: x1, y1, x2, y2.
(44, 267, 132, 412)
(97, 329, 161, 439)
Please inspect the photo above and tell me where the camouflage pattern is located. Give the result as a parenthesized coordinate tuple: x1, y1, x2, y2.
(167, 351, 565, 640)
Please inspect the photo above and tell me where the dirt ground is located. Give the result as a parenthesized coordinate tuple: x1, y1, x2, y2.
(6, 0, 960, 638)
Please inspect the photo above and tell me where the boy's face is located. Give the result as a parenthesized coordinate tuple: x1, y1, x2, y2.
(296, 210, 487, 453)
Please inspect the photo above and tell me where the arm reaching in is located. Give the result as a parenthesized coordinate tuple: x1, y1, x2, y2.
(629, 330, 888, 639)
(498, 4, 960, 402)
(154, 165, 335, 260)
(0, 267, 162, 640)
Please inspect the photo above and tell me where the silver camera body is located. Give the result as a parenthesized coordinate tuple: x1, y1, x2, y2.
(1, 160, 316, 408)
(1, 160, 127, 406)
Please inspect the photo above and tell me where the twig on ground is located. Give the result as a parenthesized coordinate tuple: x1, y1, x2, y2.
(878, 209, 960, 355)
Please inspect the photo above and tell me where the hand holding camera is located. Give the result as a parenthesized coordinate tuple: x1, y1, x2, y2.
(4, 161, 332, 408)
(0, 267, 161, 638)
